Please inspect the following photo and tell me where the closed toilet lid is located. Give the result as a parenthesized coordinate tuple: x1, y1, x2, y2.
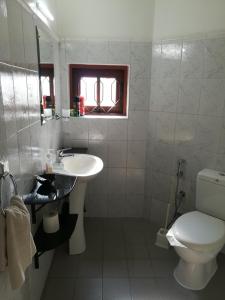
(173, 211, 225, 251)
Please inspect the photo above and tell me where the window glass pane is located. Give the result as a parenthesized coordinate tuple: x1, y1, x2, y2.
(80, 77, 97, 106)
(41, 76, 50, 96)
(100, 77, 117, 106)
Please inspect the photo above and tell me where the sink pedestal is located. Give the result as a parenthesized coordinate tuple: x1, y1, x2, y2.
(69, 180, 87, 254)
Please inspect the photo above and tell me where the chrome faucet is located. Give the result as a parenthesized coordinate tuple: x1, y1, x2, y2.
(56, 148, 73, 163)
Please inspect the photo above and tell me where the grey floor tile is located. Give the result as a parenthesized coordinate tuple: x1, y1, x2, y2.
(73, 278, 102, 300)
(78, 259, 102, 278)
(42, 219, 225, 300)
(122, 218, 149, 232)
(104, 231, 124, 245)
(128, 259, 154, 277)
(103, 218, 124, 232)
(103, 260, 128, 277)
(41, 278, 75, 300)
(156, 278, 191, 300)
(49, 250, 80, 278)
(103, 278, 131, 300)
(124, 230, 147, 244)
(79, 242, 103, 260)
(130, 278, 162, 300)
(126, 244, 149, 259)
(152, 259, 177, 278)
(148, 244, 177, 260)
(104, 242, 126, 259)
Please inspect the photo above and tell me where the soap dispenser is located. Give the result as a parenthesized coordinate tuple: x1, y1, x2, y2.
(45, 151, 53, 174)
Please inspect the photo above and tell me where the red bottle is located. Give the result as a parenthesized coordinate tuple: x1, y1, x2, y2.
(80, 96, 85, 116)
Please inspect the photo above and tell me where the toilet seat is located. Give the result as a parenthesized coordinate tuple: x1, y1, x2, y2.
(173, 211, 225, 252)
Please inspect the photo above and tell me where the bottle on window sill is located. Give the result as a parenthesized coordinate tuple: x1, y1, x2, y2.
(73, 96, 80, 117)
(80, 96, 85, 116)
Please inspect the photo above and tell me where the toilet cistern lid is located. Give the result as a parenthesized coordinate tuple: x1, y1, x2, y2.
(173, 211, 225, 251)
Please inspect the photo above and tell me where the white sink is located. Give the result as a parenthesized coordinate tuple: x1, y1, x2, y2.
(53, 154, 103, 182)
(53, 153, 104, 255)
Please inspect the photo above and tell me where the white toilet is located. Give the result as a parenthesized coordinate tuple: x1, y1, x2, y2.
(167, 169, 225, 290)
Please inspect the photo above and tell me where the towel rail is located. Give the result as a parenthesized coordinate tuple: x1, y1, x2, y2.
(0, 162, 18, 212)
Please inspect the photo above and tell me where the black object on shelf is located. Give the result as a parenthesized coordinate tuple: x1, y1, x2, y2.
(34, 202, 78, 269)
(23, 174, 77, 224)
(61, 147, 88, 155)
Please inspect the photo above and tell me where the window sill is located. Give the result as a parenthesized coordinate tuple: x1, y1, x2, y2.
(71, 114, 128, 120)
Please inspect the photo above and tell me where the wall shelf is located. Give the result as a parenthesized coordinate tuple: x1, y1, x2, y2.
(34, 202, 77, 268)
(23, 174, 77, 224)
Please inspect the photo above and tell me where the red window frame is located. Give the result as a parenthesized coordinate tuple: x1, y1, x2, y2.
(69, 64, 128, 115)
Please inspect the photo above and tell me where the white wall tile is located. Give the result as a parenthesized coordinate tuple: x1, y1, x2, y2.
(126, 168, 145, 194)
(13, 69, 29, 130)
(153, 112, 176, 144)
(177, 79, 201, 114)
(89, 119, 108, 140)
(150, 78, 179, 113)
(88, 140, 108, 167)
(127, 141, 146, 168)
(108, 41, 130, 64)
(204, 37, 225, 79)
(107, 194, 127, 217)
(0, 0, 10, 63)
(125, 194, 144, 217)
(65, 40, 88, 64)
(107, 119, 127, 140)
(86, 194, 108, 217)
(128, 111, 148, 140)
(174, 114, 197, 146)
(68, 118, 89, 140)
(22, 10, 37, 70)
(195, 116, 223, 152)
(88, 167, 108, 195)
(6, 0, 25, 66)
(129, 78, 150, 111)
(181, 40, 204, 79)
(161, 41, 182, 79)
(0, 64, 17, 138)
(87, 40, 108, 64)
(108, 141, 127, 168)
(108, 168, 126, 194)
(199, 79, 225, 116)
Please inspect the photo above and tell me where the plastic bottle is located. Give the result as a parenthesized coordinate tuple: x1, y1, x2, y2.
(74, 96, 80, 117)
(45, 152, 53, 174)
(80, 96, 85, 116)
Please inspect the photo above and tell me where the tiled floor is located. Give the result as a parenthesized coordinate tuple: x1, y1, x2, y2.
(41, 218, 225, 300)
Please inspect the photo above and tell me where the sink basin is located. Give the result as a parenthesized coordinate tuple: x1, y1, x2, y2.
(53, 154, 103, 182)
(53, 153, 104, 255)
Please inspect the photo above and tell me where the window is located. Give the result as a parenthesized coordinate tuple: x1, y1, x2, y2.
(69, 64, 128, 116)
(40, 64, 55, 109)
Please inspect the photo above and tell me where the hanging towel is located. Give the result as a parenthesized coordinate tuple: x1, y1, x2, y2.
(0, 212, 7, 271)
(5, 196, 36, 289)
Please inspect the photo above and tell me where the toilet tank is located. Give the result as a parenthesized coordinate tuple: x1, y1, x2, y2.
(196, 169, 225, 221)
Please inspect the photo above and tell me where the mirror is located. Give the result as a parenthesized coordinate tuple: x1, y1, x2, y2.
(36, 27, 55, 124)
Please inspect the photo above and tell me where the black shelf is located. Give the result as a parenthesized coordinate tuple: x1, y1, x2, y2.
(34, 202, 78, 268)
(23, 174, 77, 224)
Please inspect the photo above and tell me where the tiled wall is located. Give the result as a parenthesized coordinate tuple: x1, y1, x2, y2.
(60, 40, 151, 217)
(60, 35, 225, 221)
(146, 34, 225, 225)
(0, 0, 61, 299)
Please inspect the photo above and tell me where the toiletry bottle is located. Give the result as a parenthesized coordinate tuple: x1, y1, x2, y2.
(45, 152, 53, 174)
(80, 96, 85, 116)
(74, 96, 80, 117)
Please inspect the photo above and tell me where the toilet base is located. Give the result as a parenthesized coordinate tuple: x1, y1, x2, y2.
(174, 258, 218, 290)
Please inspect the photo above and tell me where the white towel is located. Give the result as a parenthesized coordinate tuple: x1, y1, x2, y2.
(0, 211, 7, 271)
(5, 196, 36, 289)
